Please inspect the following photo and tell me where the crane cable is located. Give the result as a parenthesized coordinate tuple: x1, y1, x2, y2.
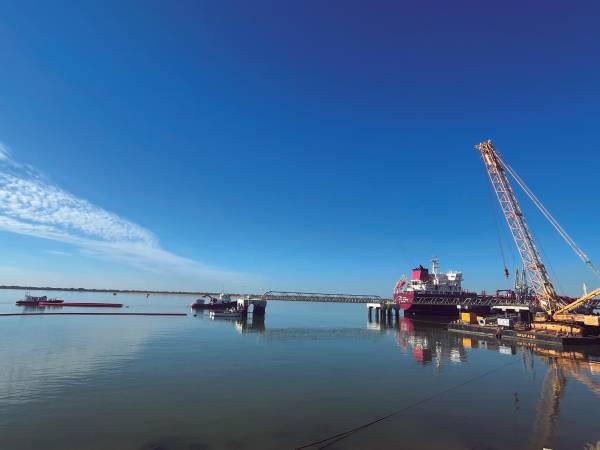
(496, 154, 600, 281)
(293, 359, 518, 450)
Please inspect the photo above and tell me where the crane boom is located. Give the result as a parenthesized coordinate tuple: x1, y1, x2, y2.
(475, 140, 560, 313)
(554, 286, 600, 316)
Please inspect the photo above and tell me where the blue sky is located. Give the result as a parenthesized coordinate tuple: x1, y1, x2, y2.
(0, 1, 599, 295)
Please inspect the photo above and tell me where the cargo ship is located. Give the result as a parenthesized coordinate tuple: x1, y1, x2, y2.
(393, 258, 491, 316)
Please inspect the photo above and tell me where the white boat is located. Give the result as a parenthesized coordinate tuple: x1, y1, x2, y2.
(209, 309, 242, 319)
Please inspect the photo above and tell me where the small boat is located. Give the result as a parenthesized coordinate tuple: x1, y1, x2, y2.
(209, 309, 242, 319)
(16, 295, 64, 306)
(191, 294, 238, 310)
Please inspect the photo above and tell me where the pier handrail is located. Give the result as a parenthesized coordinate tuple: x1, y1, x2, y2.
(263, 290, 382, 298)
(261, 291, 385, 303)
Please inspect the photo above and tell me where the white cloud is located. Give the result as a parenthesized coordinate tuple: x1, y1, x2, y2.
(44, 250, 72, 256)
(0, 143, 10, 161)
(0, 171, 156, 245)
(0, 143, 251, 288)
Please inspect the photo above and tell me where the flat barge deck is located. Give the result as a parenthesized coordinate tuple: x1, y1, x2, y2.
(448, 322, 600, 347)
(39, 302, 123, 307)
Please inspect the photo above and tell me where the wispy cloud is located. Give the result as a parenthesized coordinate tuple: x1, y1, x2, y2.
(44, 249, 73, 256)
(0, 142, 249, 287)
(0, 143, 11, 161)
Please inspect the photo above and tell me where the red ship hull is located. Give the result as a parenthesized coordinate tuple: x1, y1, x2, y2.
(395, 291, 491, 316)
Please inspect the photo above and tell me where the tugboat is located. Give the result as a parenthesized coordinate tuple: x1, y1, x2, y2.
(190, 293, 238, 310)
(16, 295, 64, 306)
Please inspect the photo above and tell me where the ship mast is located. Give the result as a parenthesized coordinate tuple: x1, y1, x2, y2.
(475, 140, 560, 312)
(431, 257, 440, 287)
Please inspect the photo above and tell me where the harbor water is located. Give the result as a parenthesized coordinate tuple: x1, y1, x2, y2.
(0, 290, 599, 450)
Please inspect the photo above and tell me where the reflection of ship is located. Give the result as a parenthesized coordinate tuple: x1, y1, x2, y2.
(395, 317, 467, 367)
(193, 310, 266, 334)
(394, 258, 491, 316)
(234, 315, 266, 334)
(219, 316, 378, 340)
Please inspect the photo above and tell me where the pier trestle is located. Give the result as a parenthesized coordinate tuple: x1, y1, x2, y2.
(237, 297, 267, 316)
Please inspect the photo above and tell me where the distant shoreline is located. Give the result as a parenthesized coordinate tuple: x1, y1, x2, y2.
(0, 286, 240, 296)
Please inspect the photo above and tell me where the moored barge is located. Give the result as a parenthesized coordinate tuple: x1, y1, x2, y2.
(448, 321, 600, 347)
(40, 301, 123, 307)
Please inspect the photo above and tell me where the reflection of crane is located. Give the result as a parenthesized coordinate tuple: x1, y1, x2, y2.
(528, 347, 600, 449)
(475, 140, 600, 332)
(567, 363, 600, 396)
(529, 358, 567, 450)
(535, 348, 600, 396)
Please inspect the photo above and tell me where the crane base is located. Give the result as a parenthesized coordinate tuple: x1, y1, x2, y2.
(531, 321, 584, 335)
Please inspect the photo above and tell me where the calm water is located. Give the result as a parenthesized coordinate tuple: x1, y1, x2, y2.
(1, 290, 599, 450)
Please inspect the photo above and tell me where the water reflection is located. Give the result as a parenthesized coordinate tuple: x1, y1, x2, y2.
(235, 315, 266, 334)
(367, 314, 469, 367)
(0, 316, 183, 406)
(528, 347, 600, 449)
(194, 310, 387, 341)
(2, 299, 599, 450)
(394, 318, 468, 366)
(372, 315, 600, 450)
(191, 309, 266, 334)
(223, 312, 600, 449)
(368, 313, 600, 368)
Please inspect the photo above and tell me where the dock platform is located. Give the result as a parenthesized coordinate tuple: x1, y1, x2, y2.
(448, 322, 600, 347)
